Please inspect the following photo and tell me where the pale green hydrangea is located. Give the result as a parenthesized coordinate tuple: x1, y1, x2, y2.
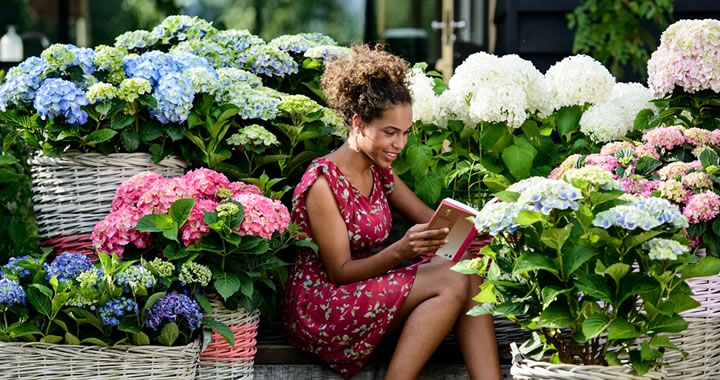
(216, 202, 240, 218)
(142, 258, 174, 278)
(41, 44, 76, 71)
(279, 94, 322, 125)
(179, 262, 212, 287)
(217, 188, 233, 199)
(563, 166, 621, 190)
(185, 66, 219, 94)
(118, 78, 152, 103)
(77, 268, 100, 289)
(321, 107, 347, 137)
(643, 238, 688, 260)
(227, 124, 279, 148)
(86, 82, 118, 104)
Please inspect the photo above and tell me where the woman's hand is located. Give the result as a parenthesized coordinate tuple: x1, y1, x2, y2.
(393, 223, 449, 260)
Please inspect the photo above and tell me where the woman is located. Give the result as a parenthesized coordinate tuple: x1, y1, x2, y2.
(281, 45, 501, 379)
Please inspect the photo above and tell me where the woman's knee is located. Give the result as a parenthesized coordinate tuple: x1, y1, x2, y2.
(437, 263, 472, 304)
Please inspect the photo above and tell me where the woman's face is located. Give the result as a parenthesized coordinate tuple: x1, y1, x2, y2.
(355, 103, 412, 168)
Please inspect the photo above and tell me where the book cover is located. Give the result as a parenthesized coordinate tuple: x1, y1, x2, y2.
(427, 198, 479, 262)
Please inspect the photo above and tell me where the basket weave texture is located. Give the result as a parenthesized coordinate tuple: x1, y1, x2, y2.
(29, 152, 188, 238)
(197, 298, 261, 380)
(510, 343, 665, 380)
(0, 339, 200, 379)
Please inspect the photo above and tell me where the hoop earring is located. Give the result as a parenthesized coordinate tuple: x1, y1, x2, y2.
(353, 135, 361, 153)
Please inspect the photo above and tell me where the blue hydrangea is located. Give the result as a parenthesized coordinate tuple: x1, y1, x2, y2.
(510, 177, 583, 215)
(124, 51, 179, 87)
(238, 45, 298, 77)
(213, 29, 264, 55)
(304, 45, 351, 65)
(643, 238, 689, 261)
(150, 72, 195, 124)
(98, 297, 139, 326)
(630, 197, 689, 228)
(144, 293, 203, 331)
(44, 252, 94, 282)
(268, 33, 337, 54)
(592, 205, 661, 231)
(116, 265, 156, 290)
(0, 74, 42, 110)
(0, 278, 26, 307)
(170, 40, 226, 68)
(114, 30, 159, 51)
(474, 201, 523, 235)
(170, 51, 216, 74)
(33, 78, 89, 125)
(7, 56, 48, 79)
(218, 85, 281, 120)
(68, 45, 96, 74)
(150, 15, 217, 45)
(216, 67, 262, 89)
(3, 256, 33, 278)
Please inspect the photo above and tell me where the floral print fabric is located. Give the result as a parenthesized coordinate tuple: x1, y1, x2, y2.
(281, 157, 428, 377)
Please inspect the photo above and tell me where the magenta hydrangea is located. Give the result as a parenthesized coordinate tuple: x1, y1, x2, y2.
(111, 171, 166, 211)
(179, 198, 219, 246)
(643, 126, 685, 150)
(182, 168, 231, 200)
(683, 192, 720, 224)
(92, 208, 151, 257)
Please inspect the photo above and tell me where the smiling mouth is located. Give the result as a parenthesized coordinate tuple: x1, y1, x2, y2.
(385, 152, 398, 158)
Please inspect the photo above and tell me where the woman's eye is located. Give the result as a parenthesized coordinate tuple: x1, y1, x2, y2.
(384, 131, 394, 136)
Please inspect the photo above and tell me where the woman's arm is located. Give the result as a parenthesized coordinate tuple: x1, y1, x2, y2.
(305, 175, 447, 285)
(388, 172, 435, 224)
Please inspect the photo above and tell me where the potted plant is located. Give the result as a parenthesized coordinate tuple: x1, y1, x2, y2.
(453, 167, 720, 378)
(0, 251, 210, 379)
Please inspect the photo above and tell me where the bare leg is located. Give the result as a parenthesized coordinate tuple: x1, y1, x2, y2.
(384, 259, 469, 380)
(454, 251, 501, 379)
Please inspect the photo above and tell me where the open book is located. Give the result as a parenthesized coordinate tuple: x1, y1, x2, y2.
(427, 198, 479, 262)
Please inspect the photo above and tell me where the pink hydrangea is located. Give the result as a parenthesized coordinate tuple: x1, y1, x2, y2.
(179, 199, 219, 246)
(92, 208, 151, 258)
(640, 180, 662, 198)
(182, 168, 231, 200)
(683, 172, 713, 190)
(548, 167, 565, 180)
(688, 160, 703, 170)
(111, 172, 166, 211)
(584, 154, 619, 173)
(683, 192, 720, 224)
(136, 177, 191, 214)
(549, 154, 583, 180)
(658, 179, 687, 203)
(228, 181, 263, 197)
(618, 177, 647, 194)
(643, 126, 685, 150)
(635, 144, 661, 160)
(684, 128, 719, 146)
(600, 141, 635, 156)
(657, 162, 691, 180)
(232, 193, 290, 240)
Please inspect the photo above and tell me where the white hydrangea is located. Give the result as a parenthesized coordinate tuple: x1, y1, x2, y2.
(579, 82, 656, 143)
(545, 54, 615, 108)
(407, 68, 445, 126)
(442, 52, 549, 128)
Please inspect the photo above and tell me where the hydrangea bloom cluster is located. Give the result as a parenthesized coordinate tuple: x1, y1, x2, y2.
(657, 179, 687, 203)
(580, 82, 655, 143)
(643, 238, 689, 261)
(124, 51, 180, 87)
(227, 124, 279, 148)
(683, 172, 713, 189)
(41, 44, 77, 71)
(115, 30, 159, 51)
(33, 78, 89, 125)
(99, 297, 138, 326)
(593, 205, 662, 230)
(548, 154, 582, 180)
(213, 29, 265, 57)
(142, 258, 175, 278)
(178, 262, 212, 287)
(643, 126, 685, 150)
(545, 54, 615, 108)
(145, 293, 203, 331)
(511, 177, 583, 214)
(170, 38, 226, 68)
(116, 265, 157, 290)
(150, 15, 217, 45)
(634, 144, 661, 160)
(304, 45, 351, 64)
(117, 78, 152, 103)
(77, 268, 101, 289)
(238, 45, 298, 77)
(0, 278, 26, 307)
(0, 64, 44, 110)
(269, 33, 336, 54)
(185, 66, 219, 94)
(86, 82, 118, 104)
(92, 208, 151, 256)
(278, 94, 322, 124)
(2, 256, 32, 278)
(473, 201, 523, 235)
(180, 198, 218, 246)
(584, 154, 619, 173)
(564, 166, 622, 190)
(647, 19, 720, 95)
(69, 45, 97, 74)
(600, 141, 636, 156)
(631, 197, 688, 228)
(214, 83, 280, 121)
(658, 162, 691, 180)
(683, 192, 720, 224)
(150, 72, 195, 124)
(44, 252, 94, 282)
(231, 192, 291, 240)
(684, 128, 720, 146)
(216, 67, 262, 89)
(407, 68, 445, 126)
(94, 45, 126, 78)
(321, 107, 347, 137)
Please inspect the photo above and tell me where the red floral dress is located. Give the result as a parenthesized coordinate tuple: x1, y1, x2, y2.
(281, 157, 430, 377)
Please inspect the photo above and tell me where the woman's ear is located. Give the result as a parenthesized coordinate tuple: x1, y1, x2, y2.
(351, 114, 363, 135)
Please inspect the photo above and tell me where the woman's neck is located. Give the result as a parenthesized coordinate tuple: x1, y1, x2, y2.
(330, 142, 373, 176)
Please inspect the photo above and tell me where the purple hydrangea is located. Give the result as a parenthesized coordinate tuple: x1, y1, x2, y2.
(150, 72, 195, 124)
(0, 278, 26, 307)
(44, 252, 94, 282)
(145, 293, 203, 331)
(98, 297, 139, 326)
(33, 78, 89, 125)
(3, 256, 33, 278)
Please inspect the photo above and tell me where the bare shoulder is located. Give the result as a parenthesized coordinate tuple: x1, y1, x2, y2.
(305, 173, 342, 220)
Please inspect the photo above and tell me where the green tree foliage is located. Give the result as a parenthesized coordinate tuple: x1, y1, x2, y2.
(568, 0, 673, 80)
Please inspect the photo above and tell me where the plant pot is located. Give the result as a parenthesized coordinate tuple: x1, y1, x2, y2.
(197, 298, 261, 380)
(28, 152, 188, 255)
(0, 339, 200, 379)
(510, 343, 665, 380)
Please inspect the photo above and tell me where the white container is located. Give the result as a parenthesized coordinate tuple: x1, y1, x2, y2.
(0, 25, 23, 62)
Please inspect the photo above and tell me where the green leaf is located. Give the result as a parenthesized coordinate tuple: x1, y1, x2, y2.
(26, 286, 52, 316)
(158, 322, 179, 346)
(605, 351, 621, 366)
(0, 168, 22, 183)
(603, 263, 630, 286)
(81, 337, 110, 347)
(110, 114, 136, 130)
(608, 319, 641, 340)
(414, 171, 443, 206)
(295, 239, 319, 253)
(493, 191, 520, 203)
(562, 245, 599, 279)
(649, 335, 679, 350)
(119, 129, 140, 152)
(537, 303, 573, 328)
(513, 253, 559, 276)
(582, 313, 610, 340)
(134, 213, 176, 233)
(407, 144, 433, 178)
(138, 94, 157, 108)
(635, 156, 662, 176)
(640, 341, 663, 361)
(255, 154, 292, 168)
(85, 129, 118, 144)
(541, 285, 569, 307)
(9, 322, 43, 338)
(515, 210, 545, 226)
(41, 335, 64, 344)
(65, 332, 81, 345)
(480, 123, 512, 154)
(574, 274, 613, 302)
(502, 142, 536, 180)
(169, 198, 196, 226)
(630, 350, 651, 375)
(131, 332, 151, 345)
(214, 272, 240, 300)
(3, 129, 21, 152)
(647, 314, 689, 334)
(194, 293, 213, 315)
(204, 318, 235, 347)
(95, 102, 112, 115)
(118, 319, 142, 334)
(633, 108, 655, 131)
(699, 148, 720, 169)
(668, 293, 700, 314)
(541, 226, 572, 251)
(237, 271, 254, 298)
(624, 230, 663, 250)
(556, 105, 583, 137)
(683, 257, 720, 279)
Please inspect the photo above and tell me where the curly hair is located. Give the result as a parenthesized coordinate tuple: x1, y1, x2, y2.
(321, 44, 411, 129)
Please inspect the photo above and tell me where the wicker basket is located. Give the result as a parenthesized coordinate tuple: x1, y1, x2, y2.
(29, 152, 188, 250)
(510, 343, 665, 380)
(0, 339, 200, 379)
(197, 298, 261, 380)
(494, 317, 530, 346)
